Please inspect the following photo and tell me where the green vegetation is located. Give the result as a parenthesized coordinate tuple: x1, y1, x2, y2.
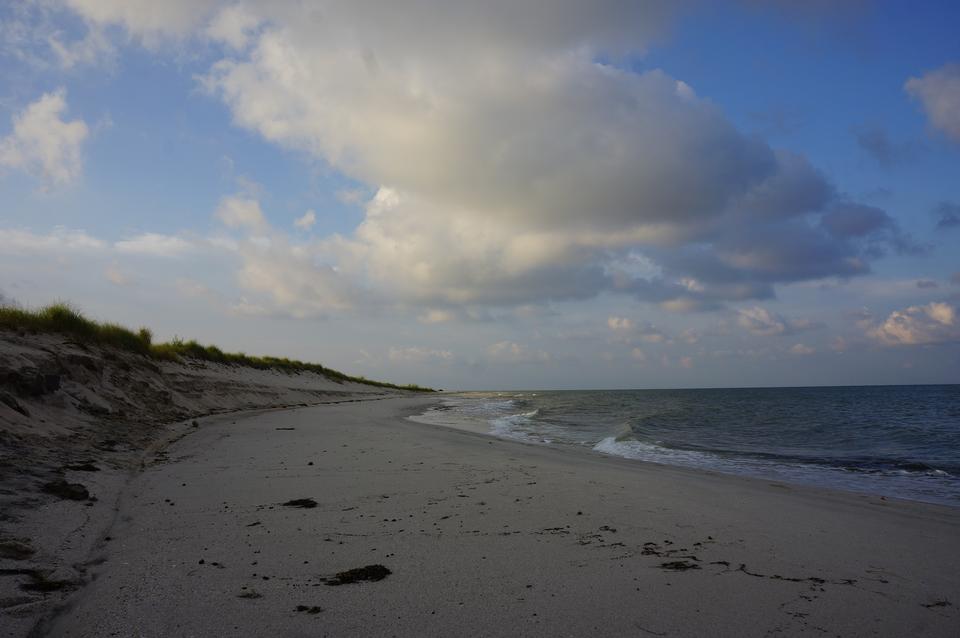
(0, 302, 433, 392)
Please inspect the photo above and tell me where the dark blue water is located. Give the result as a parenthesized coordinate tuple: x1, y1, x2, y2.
(412, 385, 960, 506)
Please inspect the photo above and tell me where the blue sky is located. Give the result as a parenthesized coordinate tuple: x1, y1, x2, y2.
(1, 1, 958, 389)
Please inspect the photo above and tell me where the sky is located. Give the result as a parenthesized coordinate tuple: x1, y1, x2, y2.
(1, 0, 959, 390)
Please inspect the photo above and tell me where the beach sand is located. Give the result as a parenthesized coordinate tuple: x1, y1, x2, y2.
(25, 396, 960, 637)
(0, 329, 396, 636)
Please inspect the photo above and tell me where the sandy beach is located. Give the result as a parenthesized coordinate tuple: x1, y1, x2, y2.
(20, 396, 959, 637)
(0, 329, 397, 637)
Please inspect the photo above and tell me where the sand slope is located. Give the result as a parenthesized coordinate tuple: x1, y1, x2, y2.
(36, 397, 960, 637)
(0, 329, 399, 636)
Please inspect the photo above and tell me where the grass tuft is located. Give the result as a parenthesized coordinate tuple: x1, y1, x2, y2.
(0, 301, 433, 392)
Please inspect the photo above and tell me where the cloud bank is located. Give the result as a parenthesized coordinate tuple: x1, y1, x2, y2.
(46, 1, 917, 318)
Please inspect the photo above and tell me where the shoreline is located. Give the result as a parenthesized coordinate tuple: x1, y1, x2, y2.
(412, 390, 960, 509)
(411, 400, 960, 515)
(32, 396, 960, 636)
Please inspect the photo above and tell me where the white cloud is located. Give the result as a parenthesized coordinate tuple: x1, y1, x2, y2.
(336, 188, 367, 205)
(0, 227, 104, 252)
(192, 5, 877, 311)
(48, 24, 114, 69)
(216, 195, 267, 231)
(0, 89, 89, 186)
(630, 347, 647, 362)
(294, 209, 316, 230)
(736, 306, 818, 336)
(231, 233, 359, 317)
(205, 4, 260, 50)
(388, 346, 453, 364)
(115, 233, 194, 257)
(789, 343, 814, 355)
(55, 2, 901, 315)
(64, 0, 219, 40)
(906, 63, 960, 143)
(868, 301, 960, 345)
(607, 316, 667, 343)
(737, 306, 788, 336)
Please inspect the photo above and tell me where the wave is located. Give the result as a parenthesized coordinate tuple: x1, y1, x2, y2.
(594, 436, 955, 481)
(594, 436, 720, 466)
(489, 409, 550, 443)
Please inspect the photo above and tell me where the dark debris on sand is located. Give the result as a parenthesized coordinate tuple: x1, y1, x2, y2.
(659, 560, 701, 571)
(282, 498, 318, 509)
(0, 568, 79, 593)
(63, 462, 100, 472)
(324, 564, 392, 586)
(295, 605, 324, 613)
(40, 479, 92, 501)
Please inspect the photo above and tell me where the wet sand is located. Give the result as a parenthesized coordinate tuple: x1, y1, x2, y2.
(40, 397, 960, 636)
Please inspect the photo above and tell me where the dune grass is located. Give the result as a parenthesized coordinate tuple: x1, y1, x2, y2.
(0, 302, 433, 392)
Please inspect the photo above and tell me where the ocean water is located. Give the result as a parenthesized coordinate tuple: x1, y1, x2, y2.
(411, 385, 960, 507)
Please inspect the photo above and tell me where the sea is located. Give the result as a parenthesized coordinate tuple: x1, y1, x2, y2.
(411, 385, 960, 507)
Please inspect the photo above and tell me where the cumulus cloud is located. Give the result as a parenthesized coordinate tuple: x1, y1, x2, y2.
(607, 316, 667, 343)
(46, 24, 115, 69)
(736, 306, 819, 336)
(55, 1, 910, 315)
(63, 0, 220, 40)
(216, 195, 267, 231)
(115, 233, 194, 257)
(0, 89, 88, 186)
(906, 63, 960, 143)
(789, 343, 814, 355)
(868, 301, 960, 345)
(294, 210, 316, 230)
(0, 3, 114, 70)
(231, 234, 359, 317)
(205, 4, 260, 50)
